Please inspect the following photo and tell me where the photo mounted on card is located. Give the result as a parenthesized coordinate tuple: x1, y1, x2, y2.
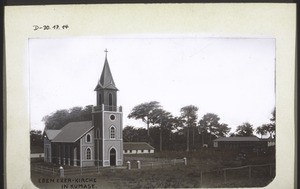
(4, 4, 296, 189)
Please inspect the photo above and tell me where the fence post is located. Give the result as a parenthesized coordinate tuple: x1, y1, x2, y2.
(81, 167, 82, 175)
(200, 171, 203, 186)
(59, 166, 64, 178)
(127, 161, 131, 170)
(248, 166, 251, 180)
(137, 161, 141, 169)
(183, 157, 187, 166)
(223, 170, 227, 183)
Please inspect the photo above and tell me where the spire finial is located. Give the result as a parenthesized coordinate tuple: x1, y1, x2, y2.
(104, 48, 108, 59)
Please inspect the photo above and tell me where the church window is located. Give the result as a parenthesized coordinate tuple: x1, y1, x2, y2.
(110, 114, 116, 121)
(109, 93, 113, 106)
(86, 148, 91, 160)
(86, 134, 91, 143)
(98, 93, 102, 105)
(110, 126, 116, 139)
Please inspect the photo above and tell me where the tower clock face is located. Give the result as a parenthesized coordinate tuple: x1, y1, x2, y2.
(110, 114, 116, 121)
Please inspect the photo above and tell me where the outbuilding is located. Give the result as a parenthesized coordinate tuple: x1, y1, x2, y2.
(213, 136, 268, 150)
(123, 142, 155, 154)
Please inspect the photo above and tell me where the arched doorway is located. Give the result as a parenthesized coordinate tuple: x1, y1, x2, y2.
(110, 148, 116, 166)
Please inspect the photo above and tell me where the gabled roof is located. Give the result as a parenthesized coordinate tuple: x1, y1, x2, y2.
(95, 54, 118, 91)
(44, 130, 61, 140)
(123, 142, 155, 150)
(51, 121, 93, 143)
(214, 136, 260, 142)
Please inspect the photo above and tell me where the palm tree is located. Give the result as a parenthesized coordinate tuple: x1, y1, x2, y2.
(256, 126, 267, 139)
(180, 105, 198, 151)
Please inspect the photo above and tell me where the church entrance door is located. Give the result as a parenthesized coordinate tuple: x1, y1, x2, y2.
(110, 148, 116, 166)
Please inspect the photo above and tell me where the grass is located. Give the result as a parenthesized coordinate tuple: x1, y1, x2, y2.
(31, 148, 275, 188)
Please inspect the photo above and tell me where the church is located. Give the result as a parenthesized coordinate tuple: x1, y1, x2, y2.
(43, 50, 124, 167)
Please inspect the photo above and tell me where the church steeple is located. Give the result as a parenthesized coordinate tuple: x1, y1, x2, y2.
(94, 49, 118, 107)
(94, 49, 118, 91)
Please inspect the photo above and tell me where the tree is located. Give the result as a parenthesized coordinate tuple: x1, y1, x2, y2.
(269, 108, 276, 138)
(256, 108, 276, 139)
(270, 108, 276, 122)
(261, 123, 275, 139)
(123, 126, 148, 142)
(235, 122, 254, 136)
(128, 101, 161, 138)
(30, 130, 43, 147)
(214, 123, 231, 138)
(256, 126, 267, 139)
(180, 105, 198, 151)
(43, 105, 93, 130)
(149, 108, 173, 152)
(198, 113, 230, 146)
(123, 126, 136, 142)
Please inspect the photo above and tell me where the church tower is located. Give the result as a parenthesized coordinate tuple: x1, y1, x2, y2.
(93, 49, 123, 167)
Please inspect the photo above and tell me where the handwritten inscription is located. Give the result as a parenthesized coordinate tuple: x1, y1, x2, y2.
(33, 25, 69, 31)
(38, 177, 97, 189)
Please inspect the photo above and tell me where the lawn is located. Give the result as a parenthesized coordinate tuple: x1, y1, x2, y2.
(31, 148, 275, 188)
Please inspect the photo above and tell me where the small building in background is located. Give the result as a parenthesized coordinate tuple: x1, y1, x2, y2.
(123, 142, 155, 154)
(213, 136, 270, 150)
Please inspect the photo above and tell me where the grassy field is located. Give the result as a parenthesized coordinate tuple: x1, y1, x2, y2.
(31, 148, 275, 188)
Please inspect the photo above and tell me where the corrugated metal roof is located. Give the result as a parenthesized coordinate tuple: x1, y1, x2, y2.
(214, 136, 260, 142)
(45, 130, 61, 140)
(123, 142, 155, 150)
(51, 121, 93, 143)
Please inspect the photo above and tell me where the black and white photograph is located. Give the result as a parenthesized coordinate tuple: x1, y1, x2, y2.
(29, 36, 276, 188)
(4, 4, 296, 189)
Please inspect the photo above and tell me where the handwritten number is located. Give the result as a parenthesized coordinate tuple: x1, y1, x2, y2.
(43, 25, 50, 30)
(62, 25, 69, 29)
(52, 25, 59, 29)
(33, 24, 69, 31)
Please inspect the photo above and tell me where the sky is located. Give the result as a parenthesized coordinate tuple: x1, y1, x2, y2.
(29, 35, 275, 135)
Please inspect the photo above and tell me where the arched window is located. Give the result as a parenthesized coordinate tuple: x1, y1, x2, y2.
(86, 148, 91, 160)
(86, 134, 91, 143)
(98, 93, 102, 105)
(110, 126, 116, 139)
(109, 93, 113, 106)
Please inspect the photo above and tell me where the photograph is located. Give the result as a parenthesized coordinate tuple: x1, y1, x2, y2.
(4, 4, 296, 189)
(29, 36, 276, 188)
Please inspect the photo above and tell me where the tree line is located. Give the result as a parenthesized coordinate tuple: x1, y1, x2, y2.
(40, 101, 275, 151)
(126, 101, 275, 151)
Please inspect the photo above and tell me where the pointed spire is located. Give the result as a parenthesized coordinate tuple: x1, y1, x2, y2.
(94, 49, 118, 91)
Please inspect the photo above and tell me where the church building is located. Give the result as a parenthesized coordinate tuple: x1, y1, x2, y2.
(44, 50, 123, 167)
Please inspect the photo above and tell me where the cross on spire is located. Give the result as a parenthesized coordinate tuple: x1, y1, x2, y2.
(104, 49, 108, 58)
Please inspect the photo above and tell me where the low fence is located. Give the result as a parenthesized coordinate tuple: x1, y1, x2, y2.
(129, 158, 186, 169)
(31, 158, 187, 176)
(32, 160, 274, 183)
(199, 163, 275, 186)
(31, 164, 57, 175)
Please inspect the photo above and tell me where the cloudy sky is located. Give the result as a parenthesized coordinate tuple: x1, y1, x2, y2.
(29, 35, 275, 134)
